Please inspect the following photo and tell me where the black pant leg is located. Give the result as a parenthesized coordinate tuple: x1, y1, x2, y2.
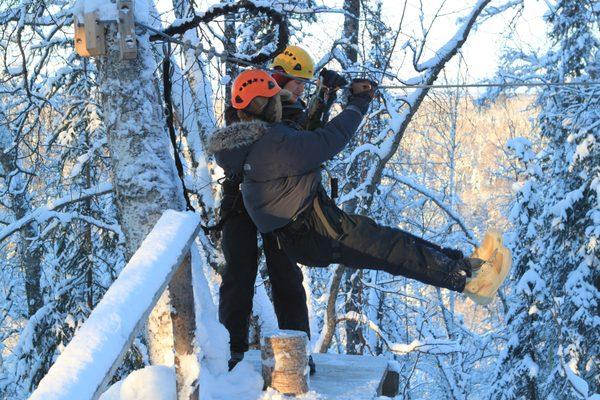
(277, 196, 466, 292)
(262, 233, 311, 338)
(219, 203, 259, 354)
(336, 214, 466, 291)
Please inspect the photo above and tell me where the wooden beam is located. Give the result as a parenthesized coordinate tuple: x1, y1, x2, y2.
(169, 254, 197, 399)
(74, 11, 106, 57)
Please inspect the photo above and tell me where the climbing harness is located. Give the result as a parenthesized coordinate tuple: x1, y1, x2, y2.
(200, 188, 243, 236)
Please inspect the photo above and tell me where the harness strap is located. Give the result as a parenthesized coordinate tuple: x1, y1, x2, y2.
(312, 195, 339, 239)
(201, 187, 243, 235)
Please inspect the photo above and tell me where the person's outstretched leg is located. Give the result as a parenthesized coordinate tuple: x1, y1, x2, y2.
(276, 193, 471, 292)
(336, 214, 469, 291)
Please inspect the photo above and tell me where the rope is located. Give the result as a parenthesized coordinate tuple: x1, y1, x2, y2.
(147, 0, 288, 64)
(162, 43, 195, 212)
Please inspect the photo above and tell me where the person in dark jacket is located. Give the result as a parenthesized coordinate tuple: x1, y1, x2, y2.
(211, 69, 506, 336)
(270, 45, 348, 130)
(216, 55, 343, 372)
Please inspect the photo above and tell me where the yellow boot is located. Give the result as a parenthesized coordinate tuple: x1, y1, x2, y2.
(463, 230, 512, 305)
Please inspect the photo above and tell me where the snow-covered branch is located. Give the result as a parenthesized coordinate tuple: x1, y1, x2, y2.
(337, 311, 463, 355)
(384, 172, 476, 243)
(0, 184, 113, 243)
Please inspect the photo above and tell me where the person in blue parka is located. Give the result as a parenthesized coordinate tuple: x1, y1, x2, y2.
(210, 69, 506, 355)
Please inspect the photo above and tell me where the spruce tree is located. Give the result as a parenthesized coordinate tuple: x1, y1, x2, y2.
(490, 2, 599, 398)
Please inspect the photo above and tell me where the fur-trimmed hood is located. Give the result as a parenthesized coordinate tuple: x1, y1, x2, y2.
(208, 120, 269, 176)
(208, 120, 269, 154)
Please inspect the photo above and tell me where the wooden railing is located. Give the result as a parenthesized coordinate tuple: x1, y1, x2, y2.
(29, 210, 201, 400)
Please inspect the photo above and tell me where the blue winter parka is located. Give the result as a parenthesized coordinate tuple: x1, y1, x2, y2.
(208, 106, 363, 233)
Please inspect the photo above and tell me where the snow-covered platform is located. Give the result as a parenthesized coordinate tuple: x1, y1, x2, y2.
(245, 350, 399, 399)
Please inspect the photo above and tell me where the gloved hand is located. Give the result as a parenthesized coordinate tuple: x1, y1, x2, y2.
(347, 79, 377, 114)
(319, 68, 348, 89)
(350, 78, 377, 97)
(347, 92, 372, 115)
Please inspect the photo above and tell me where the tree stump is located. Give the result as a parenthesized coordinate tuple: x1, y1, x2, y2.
(261, 330, 309, 395)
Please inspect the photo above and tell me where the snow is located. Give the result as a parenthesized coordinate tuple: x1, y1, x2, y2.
(72, 0, 117, 23)
(253, 282, 279, 334)
(198, 359, 263, 400)
(99, 366, 176, 400)
(72, 0, 151, 24)
(244, 350, 392, 399)
(29, 210, 200, 400)
(522, 355, 539, 378)
(259, 388, 323, 400)
(564, 358, 592, 399)
(191, 243, 229, 369)
(507, 137, 534, 162)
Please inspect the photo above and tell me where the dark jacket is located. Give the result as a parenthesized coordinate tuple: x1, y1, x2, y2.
(282, 96, 331, 131)
(209, 106, 363, 233)
(282, 99, 308, 128)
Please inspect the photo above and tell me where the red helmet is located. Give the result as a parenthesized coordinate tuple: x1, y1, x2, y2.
(231, 69, 281, 110)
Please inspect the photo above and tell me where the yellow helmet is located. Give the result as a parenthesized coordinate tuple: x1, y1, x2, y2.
(271, 45, 315, 80)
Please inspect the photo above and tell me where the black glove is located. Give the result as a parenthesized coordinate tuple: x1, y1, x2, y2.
(346, 78, 377, 114)
(319, 68, 348, 89)
(347, 92, 373, 115)
(350, 78, 377, 96)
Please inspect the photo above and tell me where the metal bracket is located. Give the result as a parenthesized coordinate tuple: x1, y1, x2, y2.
(74, 11, 106, 57)
(117, 0, 137, 60)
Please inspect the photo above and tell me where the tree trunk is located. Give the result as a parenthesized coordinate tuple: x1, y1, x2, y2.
(341, 0, 363, 355)
(97, 19, 196, 393)
(343, 0, 360, 64)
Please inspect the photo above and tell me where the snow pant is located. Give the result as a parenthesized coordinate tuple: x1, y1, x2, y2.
(274, 189, 468, 292)
(218, 178, 310, 354)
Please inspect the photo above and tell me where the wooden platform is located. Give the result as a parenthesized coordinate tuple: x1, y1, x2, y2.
(245, 350, 399, 399)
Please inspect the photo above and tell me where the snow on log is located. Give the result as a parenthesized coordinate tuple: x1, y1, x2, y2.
(261, 330, 309, 395)
(29, 210, 201, 400)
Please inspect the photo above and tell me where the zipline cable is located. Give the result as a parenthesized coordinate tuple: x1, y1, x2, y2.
(162, 42, 195, 212)
(377, 81, 600, 90)
(137, 21, 600, 91)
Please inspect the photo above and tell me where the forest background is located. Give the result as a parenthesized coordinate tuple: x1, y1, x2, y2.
(0, 0, 597, 399)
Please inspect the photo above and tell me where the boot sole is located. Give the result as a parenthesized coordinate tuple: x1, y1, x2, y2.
(464, 231, 512, 305)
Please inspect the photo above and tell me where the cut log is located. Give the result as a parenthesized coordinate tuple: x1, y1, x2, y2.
(261, 330, 309, 395)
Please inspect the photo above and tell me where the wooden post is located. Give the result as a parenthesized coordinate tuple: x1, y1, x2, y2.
(261, 330, 309, 395)
(169, 254, 197, 400)
(74, 11, 106, 57)
(116, 0, 137, 60)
